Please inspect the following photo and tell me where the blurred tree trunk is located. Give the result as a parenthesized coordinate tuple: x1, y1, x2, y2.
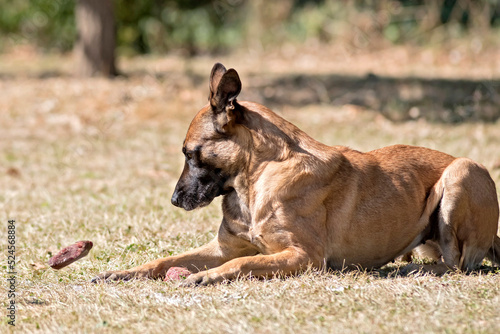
(74, 0, 117, 77)
(466, 0, 491, 32)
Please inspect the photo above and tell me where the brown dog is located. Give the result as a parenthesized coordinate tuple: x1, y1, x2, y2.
(93, 63, 500, 285)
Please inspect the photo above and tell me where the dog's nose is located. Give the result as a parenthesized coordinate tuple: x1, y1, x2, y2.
(171, 191, 180, 207)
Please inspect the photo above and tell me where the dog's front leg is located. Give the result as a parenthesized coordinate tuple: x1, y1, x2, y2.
(182, 247, 312, 286)
(91, 231, 257, 282)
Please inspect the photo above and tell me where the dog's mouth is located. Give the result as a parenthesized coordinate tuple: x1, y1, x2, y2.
(179, 199, 210, 211)
(171, 182, 233, 211)
(220, 185, 234, 196)
(171, 191, 208, 211)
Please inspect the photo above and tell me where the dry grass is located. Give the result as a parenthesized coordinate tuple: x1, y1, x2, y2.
(1, 49, 500, 333)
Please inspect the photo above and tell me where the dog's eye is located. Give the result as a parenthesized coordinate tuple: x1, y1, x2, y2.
(184, 146, 202, 163)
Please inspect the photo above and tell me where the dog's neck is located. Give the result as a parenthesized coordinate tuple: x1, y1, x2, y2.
(228, 101, 338, 216)
(239, 101, 330, 160)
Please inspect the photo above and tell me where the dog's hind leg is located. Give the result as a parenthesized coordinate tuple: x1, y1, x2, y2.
(404, 158, 499, 275)
(436, 158, 499, 272)
(487, 235, 500, 265)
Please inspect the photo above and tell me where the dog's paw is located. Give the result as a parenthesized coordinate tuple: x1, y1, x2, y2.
(179, 272, 209, 287)
(399, 263, 422, 276)
(91, 270, 145, 283)
(180, 270, 225, 287)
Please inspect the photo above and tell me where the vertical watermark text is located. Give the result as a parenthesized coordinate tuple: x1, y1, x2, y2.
(7, 219, 16, 326)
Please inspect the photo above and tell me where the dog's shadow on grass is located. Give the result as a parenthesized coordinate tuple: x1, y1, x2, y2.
(242, 73, 500, 123)
(358, 262, 500, 279)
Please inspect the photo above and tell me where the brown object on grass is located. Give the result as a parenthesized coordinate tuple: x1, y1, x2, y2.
(48, 240, 93, 269)
(164, 267, 192, 281)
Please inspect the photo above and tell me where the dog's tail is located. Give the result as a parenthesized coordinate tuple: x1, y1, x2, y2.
(487, 235, 500, 266)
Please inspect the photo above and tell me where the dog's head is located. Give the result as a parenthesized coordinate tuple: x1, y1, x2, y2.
(171, 63, 248, 211)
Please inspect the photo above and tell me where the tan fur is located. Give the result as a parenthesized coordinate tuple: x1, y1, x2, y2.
(93, 64, 500, 285)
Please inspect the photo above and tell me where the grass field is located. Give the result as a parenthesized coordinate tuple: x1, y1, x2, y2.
(1, 48, 500, 333)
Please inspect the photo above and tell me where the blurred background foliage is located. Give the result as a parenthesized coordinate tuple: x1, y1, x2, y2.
(0, 0, 499, 55)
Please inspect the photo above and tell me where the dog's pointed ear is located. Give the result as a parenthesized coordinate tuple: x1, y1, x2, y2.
(209, 63, 227, 100)
(214, 69, 241, 107)
(210, 68, 241, 112)
(209, 66, 242, 133)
